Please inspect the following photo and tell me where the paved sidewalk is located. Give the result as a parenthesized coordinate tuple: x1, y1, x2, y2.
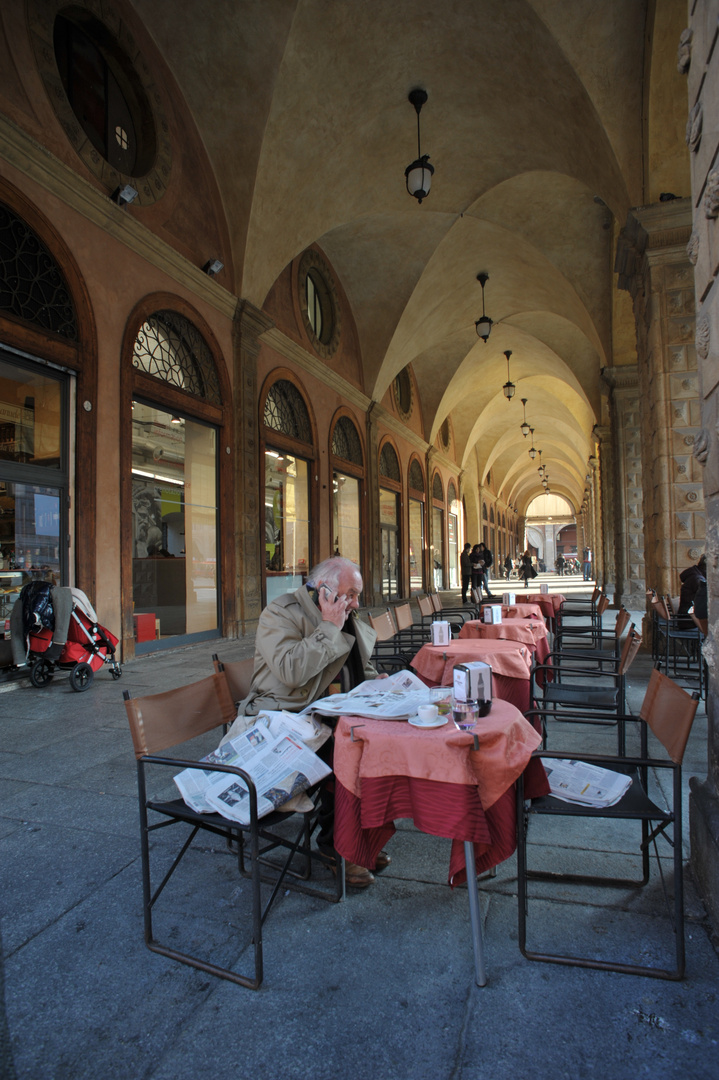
(1, 595, 718, 1080)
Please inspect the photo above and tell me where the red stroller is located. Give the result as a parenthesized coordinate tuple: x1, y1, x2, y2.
(23, 586, 122, 692)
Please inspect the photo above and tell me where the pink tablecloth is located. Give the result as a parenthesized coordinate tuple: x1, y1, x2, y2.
(524, 593, 565, 621)
(410, 640, 532, 711)
(333, 702, 550, 883)
(500, 603, 545, 622)
(458, 618, 549, 664)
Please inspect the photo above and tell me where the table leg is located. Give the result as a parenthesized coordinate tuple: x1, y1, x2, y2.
(463, 841, 487, 987)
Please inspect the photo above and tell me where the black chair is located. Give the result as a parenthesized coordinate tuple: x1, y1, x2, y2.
(554, 592, 610, 650)
(549, 606, 631, 673)
(124, 672, 341, 990)
(367, 609, 412, 674)
(518, 667, 700, 980)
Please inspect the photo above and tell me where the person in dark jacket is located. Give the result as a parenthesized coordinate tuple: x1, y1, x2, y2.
(678, 554, 707, 627)
(481, 543, 496, 599)
(469, 544, 484, 597)
(460, 542, 472, 603)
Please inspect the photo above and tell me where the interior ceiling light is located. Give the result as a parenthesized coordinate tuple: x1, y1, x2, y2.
(502, 350, 515, 401)
(475, 272, 492, 341)
(528, 429, 536, 459)
(520, 399, 530, 437)
(405, 89, 433, 203)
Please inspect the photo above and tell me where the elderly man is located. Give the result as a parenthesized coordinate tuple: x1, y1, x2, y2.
(238, 556, 389, 888)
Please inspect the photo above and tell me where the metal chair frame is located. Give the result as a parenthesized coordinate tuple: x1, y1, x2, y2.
(124, 673, 342, 991)
(517, 668, 699, 980)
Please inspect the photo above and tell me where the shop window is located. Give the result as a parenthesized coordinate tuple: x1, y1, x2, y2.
(331, 414, 363, 565)
(408, 497, 425, 593)
(332, 415, 363, 466)
(408, 458, 424, 493)
(0, 201, 78, 340)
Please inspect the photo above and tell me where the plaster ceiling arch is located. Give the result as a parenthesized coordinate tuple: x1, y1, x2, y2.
(373, 212, 606, 404)
(234, 0, 634, 308)
(492, 427, 588, 498)
(455, 373, 594, 472)
(526, 491, 577, 519)
(475, 407, 587, 483)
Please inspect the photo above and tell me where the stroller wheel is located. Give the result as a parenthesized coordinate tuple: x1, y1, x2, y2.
(70, 662, 94, 693)
(30, 658, 54, 688)
(110, 665, 122, 680)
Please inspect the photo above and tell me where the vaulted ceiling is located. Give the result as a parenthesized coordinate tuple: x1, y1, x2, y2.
(136, 0, 689, 513)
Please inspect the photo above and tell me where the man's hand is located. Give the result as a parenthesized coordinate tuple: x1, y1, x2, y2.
(318, 584, 350, 628)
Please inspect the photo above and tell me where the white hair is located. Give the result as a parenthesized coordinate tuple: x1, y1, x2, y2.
(306, 557, 361, 591)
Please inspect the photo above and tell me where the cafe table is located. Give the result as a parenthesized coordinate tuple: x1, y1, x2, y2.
(411, 639, 532, 711)
(332, 700, 550, 986)
(458, 617, 550, 666)
(524, 592, 566, 625)
(497, 602, 545, 623)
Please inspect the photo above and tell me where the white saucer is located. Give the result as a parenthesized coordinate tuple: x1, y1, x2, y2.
(408, 715, 449, 728)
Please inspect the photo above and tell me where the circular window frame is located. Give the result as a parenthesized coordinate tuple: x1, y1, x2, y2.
(29, 0, 172, 206)
(297, 249, 341, 359)
(439, 418, 451, 451)
(393, 367, 414, 421)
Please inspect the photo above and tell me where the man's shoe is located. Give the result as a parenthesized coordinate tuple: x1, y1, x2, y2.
(374, 850, 391, 872)
(344, 862, 375, 888)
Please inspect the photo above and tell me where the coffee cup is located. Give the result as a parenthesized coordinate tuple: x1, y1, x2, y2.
(417, 703, 439, 723)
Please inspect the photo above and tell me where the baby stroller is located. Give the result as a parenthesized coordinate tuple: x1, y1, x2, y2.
(15, 582, 122, 692)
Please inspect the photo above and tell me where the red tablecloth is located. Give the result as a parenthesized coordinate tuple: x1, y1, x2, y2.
(411, 639, 532, 712)
(333, 702, 550, 884)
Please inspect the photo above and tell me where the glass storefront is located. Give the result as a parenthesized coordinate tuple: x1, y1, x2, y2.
(0, 354, 68, 626)
(131, 401, 218, 645)
(264, 449, 311, 603)
(408, 498, 424, 593)
(333, 471, 360, 564)
(379, 487, 400, 600)
(432, 506, 444, 589)
(448, 512, 459, 588)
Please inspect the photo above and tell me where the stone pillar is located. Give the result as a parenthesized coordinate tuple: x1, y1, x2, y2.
(601, 367, 647, 609)
(365, 402, 381, 606)
(683, 5, 719, 936)
(233, 301, 274, 634)
(595, 424, 616, 596)
(615, 199, 699, 599)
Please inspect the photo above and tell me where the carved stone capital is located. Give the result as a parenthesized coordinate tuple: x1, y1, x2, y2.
(697, 316, 710, 360)
(677, 27, 692, 73)
(687, 229, 700, 266)
(704, 170, 719, 219)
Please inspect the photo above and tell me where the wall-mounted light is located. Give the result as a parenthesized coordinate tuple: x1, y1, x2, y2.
(502, 350, 515, 401)
(475, 273, 492, 342)
(520, 399, 530, 437)
(203, 259, 224, 276)
(528, 430, 536, 459)
(405, 89, 434, 203)
(170, 415, 182, 425)
(112, 184, 138, 206)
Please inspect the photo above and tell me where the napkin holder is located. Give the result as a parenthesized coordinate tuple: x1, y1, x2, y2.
(502, 592, 516, 605)
(483, 605, 502, 624)
(540, 583, 549, 594)
(453, 661, 492, 704)
(431, 620, 451, 645)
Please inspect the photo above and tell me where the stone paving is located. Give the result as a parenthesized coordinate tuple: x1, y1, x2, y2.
(1, 580, 718, 1080)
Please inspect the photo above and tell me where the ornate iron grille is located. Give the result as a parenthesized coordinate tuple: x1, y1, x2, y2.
(448, 480, 457, 505)
(408, 459, 424, 492)
(0, 202, 78, 340)
(332, 415, 363, 466)
(379, 442, 400, 481)
(133, 311, 221, 405)
(432, 473, 443, 501)
(263, 379, 312, 443)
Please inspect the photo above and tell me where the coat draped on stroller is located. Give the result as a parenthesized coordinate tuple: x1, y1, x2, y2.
(12, 582, 121, 692)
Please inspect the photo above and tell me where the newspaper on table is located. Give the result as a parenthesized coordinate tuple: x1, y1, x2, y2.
(174, 710, 331, 824)
(299, 669, 433, 721)
(540, 758, 632, 808)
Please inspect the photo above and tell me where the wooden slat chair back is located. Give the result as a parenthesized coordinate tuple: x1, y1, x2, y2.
(212, 654, 254, 706)
(123, 672, 340, 990)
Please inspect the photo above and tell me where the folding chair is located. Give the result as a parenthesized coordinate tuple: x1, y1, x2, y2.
(124, 673, 341, 990)
(656, 598, 705, 698)
(212, 653, 254, 705)
(393, 601, 431, 651)
(517, 668, 700, 980)
(550, 606, 631, 672)
(367, 609, 411, 674)
(554, 593, 610, 650)
(426, 592, 470, 634)
(529, 626, 642, 753)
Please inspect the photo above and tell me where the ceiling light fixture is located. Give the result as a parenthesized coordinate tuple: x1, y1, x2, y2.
(112, 184, 138, 206)
(405, 89, 433, 203)
(502, 350, 515, 401)
(475, 273, 492, 341)
(528, 429, 536, 459)
(520, 399, 530, 437)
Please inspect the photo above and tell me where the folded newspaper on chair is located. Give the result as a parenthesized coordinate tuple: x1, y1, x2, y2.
(174, 711, 331, 824)
(540, 758, 632, 807)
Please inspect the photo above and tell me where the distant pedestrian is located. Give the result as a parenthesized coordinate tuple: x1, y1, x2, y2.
(504, 553, 513, 580)
(460, 542, 472, 603)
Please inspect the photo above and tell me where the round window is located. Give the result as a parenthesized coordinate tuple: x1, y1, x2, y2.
(297, 250, 341, 358)
(394, 368, 413, 418)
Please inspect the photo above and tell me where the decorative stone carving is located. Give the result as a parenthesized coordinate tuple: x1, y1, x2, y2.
(689, 546, 703, 560)
(693, 428, 710, 464)
(687, 229, 700, 266)
(686, 490, 699, 502)
(677, 27, 692, 73)
(704, 170, 719, 218)
(696, 317, 710, 360)
(686, 101, 703, 151)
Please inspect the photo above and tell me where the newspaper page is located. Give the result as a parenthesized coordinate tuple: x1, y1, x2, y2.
(301, 670, 434, 721)
(174, 715, 331, 824)
(540, 758, 632, 807)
